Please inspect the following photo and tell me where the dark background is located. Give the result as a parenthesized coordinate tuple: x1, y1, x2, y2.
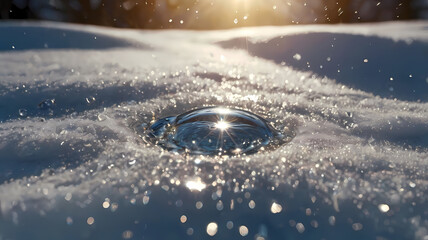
(1, 0, 428, 29)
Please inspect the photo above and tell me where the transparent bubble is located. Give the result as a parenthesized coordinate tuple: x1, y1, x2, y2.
(145, 107, 287, 155)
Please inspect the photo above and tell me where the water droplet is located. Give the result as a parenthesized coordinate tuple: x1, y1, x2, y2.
(97, 114, 108, 121)
(233, 18, 238, 24)
(38, 99, 55, 110)
(18, 108, 27, 117)
(85, 96, 96, 104)
(145, 107, 286, 155)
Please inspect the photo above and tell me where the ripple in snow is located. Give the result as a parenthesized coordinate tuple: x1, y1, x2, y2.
(145, 107, 287, 155)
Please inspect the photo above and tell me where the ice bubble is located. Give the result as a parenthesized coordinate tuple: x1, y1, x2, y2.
(145, 107, 286, 155)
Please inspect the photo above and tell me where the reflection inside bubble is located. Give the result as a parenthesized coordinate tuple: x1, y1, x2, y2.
(214, 119, 230, 131)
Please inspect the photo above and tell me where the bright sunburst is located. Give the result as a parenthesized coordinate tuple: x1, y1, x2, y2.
(215, 120, 230, 131)
(185, 178, 206, 191)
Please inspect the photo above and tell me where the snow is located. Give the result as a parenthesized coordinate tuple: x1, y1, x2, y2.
(0, 21, 427, 239)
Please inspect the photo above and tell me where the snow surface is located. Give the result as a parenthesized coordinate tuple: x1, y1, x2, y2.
(0, 21, 427, 239)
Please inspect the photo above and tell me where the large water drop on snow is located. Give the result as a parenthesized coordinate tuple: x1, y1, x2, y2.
(145, 107, 285, 155)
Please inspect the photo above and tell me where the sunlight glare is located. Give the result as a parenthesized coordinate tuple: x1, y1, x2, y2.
(215, 120, 230, 131)
(185, 178, 206, 191)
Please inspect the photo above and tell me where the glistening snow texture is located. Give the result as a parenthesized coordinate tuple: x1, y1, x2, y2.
(0, 21, 427, 239)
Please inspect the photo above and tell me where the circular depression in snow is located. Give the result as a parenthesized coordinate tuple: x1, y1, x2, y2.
(145, 107, 288, 155)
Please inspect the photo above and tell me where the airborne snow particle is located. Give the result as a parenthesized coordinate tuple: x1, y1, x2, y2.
(270, 202, 283, 213)
(226, 221, 234, 229)
(239, 225, 249, 236)
(66, 217, 73, 225)
(352, 223, 363, 231)
(328, 216, 336, 226)
(206, 222, 218, 236)
(196, 201, 203, 209)
(296, 223, 305, 233)
(249, 200, 256, 209)
(293, 53, 302, 61)
(87, 217, 95, 225)
(122, 230, 133, 239)
(187, 228, 194, 235)
(378, 204, 390, 213)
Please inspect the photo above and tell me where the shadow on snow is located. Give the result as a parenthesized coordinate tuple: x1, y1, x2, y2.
(0, 82, 170, 122)
(0, 82, 173, 182)
(0, 25, 145, 51)
(218, 33, 428, 102)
